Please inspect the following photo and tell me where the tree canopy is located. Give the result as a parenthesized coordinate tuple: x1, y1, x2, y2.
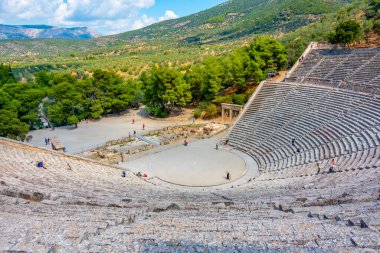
(328, 20, 362, 45)
(142, 67, 192, 117)
(0, 36, 288, 140)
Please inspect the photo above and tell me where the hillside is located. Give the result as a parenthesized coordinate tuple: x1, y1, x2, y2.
(116, 0, 355, 43)
(281, 0, 380, 63)
(0, 0, 354, 58)
(0, 24, 100, 40)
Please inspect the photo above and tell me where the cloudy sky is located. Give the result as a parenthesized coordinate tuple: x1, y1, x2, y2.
(0, 0, 227, 35)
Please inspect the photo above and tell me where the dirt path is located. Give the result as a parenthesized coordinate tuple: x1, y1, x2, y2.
(28, 107, 212, 154)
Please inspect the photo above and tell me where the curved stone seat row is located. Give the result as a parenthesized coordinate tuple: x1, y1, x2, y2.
(291, 48, 380, 86)
(0, 136, 379, 251)
(227, 81, 380, 173)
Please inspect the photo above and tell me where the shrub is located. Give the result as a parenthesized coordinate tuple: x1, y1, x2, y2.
(193, 109, 202, 119)
(374, 20, 380, 35)
(204, 104, 219, 119)
(232, 94, 246, 105)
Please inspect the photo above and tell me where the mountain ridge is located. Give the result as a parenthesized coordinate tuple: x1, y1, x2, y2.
(0, 24, 101, 40)
(0, 0, 355, 57)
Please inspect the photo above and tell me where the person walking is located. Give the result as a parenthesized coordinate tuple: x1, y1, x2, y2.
(142, 123, 145, 130)
(216, 143, 219, 150)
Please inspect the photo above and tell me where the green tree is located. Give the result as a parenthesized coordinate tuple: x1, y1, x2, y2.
(221, 49, 246, 91)
(67, 115, 79, 128)
(374, 20, 380, 35)
(0, 64, 15, 85)
(185, 65, 205, 103)
(90, 101, 104, 119)
(329, 20, 362, 45)
(246, 36, 288, 71)
(0, 109, 29, 141)
(143, 66, 191, 117)
(202, 57, 223, 102)
(48, 103, 65, 126)
(35, 71, 51, 87)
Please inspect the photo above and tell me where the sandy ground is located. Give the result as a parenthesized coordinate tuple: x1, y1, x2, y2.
(28, 108, 212, 154)
(123, 133, 247, 187)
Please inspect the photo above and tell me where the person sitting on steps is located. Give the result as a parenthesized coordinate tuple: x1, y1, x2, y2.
(316, 162, 321, 174)
(329, 159, 337, 173)
(36, 161, 47, 169)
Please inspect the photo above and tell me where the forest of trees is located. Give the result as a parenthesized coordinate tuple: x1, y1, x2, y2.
(0, 37, 287, 140)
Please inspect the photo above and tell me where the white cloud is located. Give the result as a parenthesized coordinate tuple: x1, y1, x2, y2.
(0, 0, 179, 35)
(158, 10, 178, 22)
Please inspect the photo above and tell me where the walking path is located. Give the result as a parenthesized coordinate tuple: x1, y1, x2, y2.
(28, 108, 210, 154)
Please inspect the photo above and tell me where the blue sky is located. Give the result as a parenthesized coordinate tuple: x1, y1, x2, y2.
(145, 0, 228, 19)
(0, 0, 228, 35)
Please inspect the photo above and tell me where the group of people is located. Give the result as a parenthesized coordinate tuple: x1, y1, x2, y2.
(316, 159, 337, 174)
(130, 118, 146, 140)
(122, 171, 148, 178)
(131, 118, 145, 130)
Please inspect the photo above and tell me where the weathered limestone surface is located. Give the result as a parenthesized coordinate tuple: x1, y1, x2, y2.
(0, 137, 379, 252)
(1, 48, 380, 252)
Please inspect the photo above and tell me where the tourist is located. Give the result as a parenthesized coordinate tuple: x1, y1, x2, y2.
(329, 159, 336, 173)
(36, 161, 47, 169)
(316, 162, 321, 174)
(134, 130, 136, 135)
(67, 163, 72, 171)
(132, 118, 135, 124)
(44, 138, 48, 145)
(128, 132, 131, 140)
(143, 123, 145, 130)
(37, 161, 43, 168)
(216, 143, 219, 150)
(184, 139, 188, 146)
(225, 139, 229, 145)
(122, 171, 126, 178)
(292, 138, 295, 146)
(226, 171, 231, 180)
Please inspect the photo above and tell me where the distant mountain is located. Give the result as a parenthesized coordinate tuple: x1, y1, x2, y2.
(0, 24, 101, 40)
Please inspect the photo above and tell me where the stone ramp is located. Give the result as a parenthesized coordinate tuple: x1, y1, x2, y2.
(136, 134, 160, 146)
